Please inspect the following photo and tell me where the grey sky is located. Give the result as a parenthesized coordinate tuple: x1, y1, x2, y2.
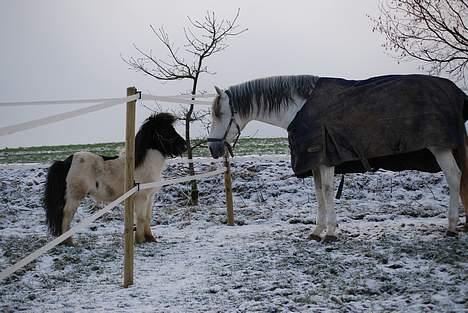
(0, 0, 423, 148)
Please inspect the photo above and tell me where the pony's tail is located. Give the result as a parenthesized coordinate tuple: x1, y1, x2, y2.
(43, 155, 73, 236)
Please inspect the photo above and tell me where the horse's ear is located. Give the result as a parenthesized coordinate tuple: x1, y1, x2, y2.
(214, 86, 224, 96)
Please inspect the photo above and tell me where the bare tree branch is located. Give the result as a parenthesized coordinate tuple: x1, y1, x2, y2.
(122, 9, 247, 205)
(370, 0, 468, 83)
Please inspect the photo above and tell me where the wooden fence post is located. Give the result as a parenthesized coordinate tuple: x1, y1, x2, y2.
(123, 86, 137, 288)
(224, 150, 235, 226)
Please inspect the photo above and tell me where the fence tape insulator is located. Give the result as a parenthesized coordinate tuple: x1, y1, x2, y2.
(0, 167, 225, 281)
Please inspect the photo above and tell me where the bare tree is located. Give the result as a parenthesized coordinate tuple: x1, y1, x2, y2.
(371, 0, 468, 82)
(124, 9, 247, 205)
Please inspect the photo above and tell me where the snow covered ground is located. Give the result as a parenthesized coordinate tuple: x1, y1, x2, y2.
(0, 155, 467, 312)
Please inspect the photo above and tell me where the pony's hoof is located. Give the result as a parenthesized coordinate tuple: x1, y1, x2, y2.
(308, 234, 322, 242)
(322, 235, 338, 244)
(446, 230, 458, 237)
(144, 233, 158, 243)
(135, 233, 145, 244)
(60, 238, 74, 246)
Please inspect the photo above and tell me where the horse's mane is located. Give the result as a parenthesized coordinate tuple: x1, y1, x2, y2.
(135, 113, 177, 168)
(226, 75, 319, 118)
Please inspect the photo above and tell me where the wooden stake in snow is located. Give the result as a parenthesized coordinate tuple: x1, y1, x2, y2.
(224, 150, 235, 226)
(123, 87, 137, 288)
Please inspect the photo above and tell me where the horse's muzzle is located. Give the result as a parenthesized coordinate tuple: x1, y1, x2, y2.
(208, 142, 225, 159)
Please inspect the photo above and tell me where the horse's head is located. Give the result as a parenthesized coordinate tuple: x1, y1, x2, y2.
(136, 113, 187, 160)
(208, 86, 241, 159)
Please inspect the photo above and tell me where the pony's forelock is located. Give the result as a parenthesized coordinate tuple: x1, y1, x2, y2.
(149, 112, 177, 125)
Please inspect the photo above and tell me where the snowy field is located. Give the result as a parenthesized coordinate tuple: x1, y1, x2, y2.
(0, 155, 467, 312)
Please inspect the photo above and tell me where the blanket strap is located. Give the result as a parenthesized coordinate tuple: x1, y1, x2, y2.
(335, 174, 345, 199)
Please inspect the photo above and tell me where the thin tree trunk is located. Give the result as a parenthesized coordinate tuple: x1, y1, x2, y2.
(186, 75, 200, 205)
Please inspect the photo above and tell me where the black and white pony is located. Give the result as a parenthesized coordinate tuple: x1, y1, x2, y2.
(44, 113, 187, 244)
(208, 75, 468, 242)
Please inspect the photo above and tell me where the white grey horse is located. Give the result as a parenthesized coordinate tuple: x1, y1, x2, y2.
(44, 113, 187, 244)
(208, 75, 468, 242)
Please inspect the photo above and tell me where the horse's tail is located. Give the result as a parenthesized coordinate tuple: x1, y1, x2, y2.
(43, 155, 73, 236)
(461, 94, 468, 225)
(464, 94, 468, 123)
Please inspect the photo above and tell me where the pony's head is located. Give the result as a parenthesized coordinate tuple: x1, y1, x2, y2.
(208, 86, 241, 159)
(135, 113, 187, 167)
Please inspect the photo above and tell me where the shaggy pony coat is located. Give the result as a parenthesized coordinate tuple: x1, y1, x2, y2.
(44, 113, 187, 244)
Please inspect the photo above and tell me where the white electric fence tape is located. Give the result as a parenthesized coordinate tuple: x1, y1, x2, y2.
(0, 167, 225, 281)
(0, 157, 224, 169)
(0, 156, 290, 170)
(0, 93, 214, 107)
(0, 96, 137, 107)
(140, 94, 212, 106)
(0, 93, 214, 137)
(0, 186, 137, 282)
(0, 96, 139, 137)
(0, 91, 223, 280)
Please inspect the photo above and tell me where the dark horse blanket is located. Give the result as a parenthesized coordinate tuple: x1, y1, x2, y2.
(287, 75, 468, 178)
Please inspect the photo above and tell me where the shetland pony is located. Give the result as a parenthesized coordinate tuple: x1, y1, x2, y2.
(208, 75, 468, 242)
(44, 113, 187, 244)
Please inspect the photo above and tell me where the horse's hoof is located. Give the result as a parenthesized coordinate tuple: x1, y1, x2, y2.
(308, 234, 322, 242)
(322, 235, 338, 244)
(446, 230, 458, 237)
(144, 233, 158, 243)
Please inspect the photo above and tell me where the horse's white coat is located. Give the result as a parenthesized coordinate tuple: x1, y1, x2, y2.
(210, 88, 465, 240)
(64, 149, 166, 243)
(428, 146, 461, 233)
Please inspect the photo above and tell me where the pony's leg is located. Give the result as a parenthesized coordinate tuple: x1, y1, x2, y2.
(320, 165, 337, 242)
(61, 198, 80, 245)
(309, 169, 326, 241)
(144, 193, 157, 242)
(429, 147, 461, 235)
(134, 193, 148, 244)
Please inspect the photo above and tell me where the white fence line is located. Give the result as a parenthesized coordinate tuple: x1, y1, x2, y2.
(0, 187, 137, 282)
(0, 93, 215, 107)
(140, 94, 212, 106)
(0, 167, 225, 282)
(0, 157, 224, 170)
(0, 155, 291, 170)
(0, 96, 139, 137)
(0, 92, 214, 137)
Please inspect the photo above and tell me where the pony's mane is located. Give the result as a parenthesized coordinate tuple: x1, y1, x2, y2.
(225, 75, 319, 118)
(135, 113, 177, 168)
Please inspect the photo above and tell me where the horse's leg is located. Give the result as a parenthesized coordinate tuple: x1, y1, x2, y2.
(429, 147, 461, 235)
(460, 140, 468, 231)
(319, 165, 337, 242)
(144, 193, 157, 242)
(309, 169, 326, 241)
